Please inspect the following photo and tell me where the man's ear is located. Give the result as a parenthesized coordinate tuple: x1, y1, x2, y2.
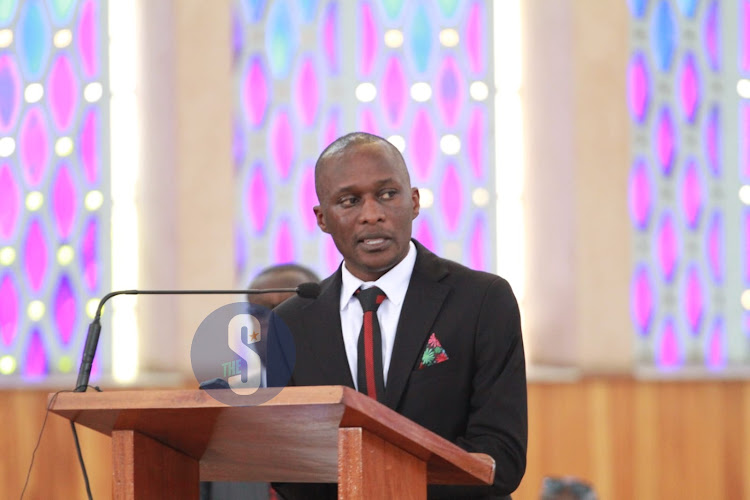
(410, 187, 420, 220)
(314, 205, 329, 233)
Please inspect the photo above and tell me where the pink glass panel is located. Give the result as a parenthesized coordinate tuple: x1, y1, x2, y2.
(656, 108, 675, 176)
(657, 212, 678, 282)
(81, 217, 98, 291)
(467, 107, 484, 179)
(679, 54, 700, 123)
(246, 164, 269, 233)
(658, 318, 680, 368)
(744, 105, 750, 180)
(465, 2, 483, 74)
(414, 217, 435, 253)
(322, 2, 338, 74)
(0, 55, 21, 133)
(23, 219, 47, 292)
(19, 108, 49, 186)
(440, 164, 463, 233)
(90, 354, 100, 381)
(243, 56, 269, 128)
(359, 108, 378, 135)
(707, 318, 725, 369)
(707, 212, 723, 283)
(746, 211, 750, 283)
(77, 0, 98, 77)
(627, 53, 650, 123)
(321, 108, 339, 149)
(274, 219, 294, 263)
(628, 158, 651, 230)
(299, 165, 318, 232)
(435, 56, 465, 127)
(48, 55, 78, 131)
(80, 108, 98, 184)
(52, 164, 77, 238)
(469, 216, 485, 271)
(295, 56, 319, 128)
(54, 274, 76, 345)
(0, 164, 20, 240)
(0, 273, 18, 346)
(684, 265, 703, 335)
(408, 108, 436, 182)
(359, 2, 377, 77)
(381, 57, 407, 127)
(705, 106, 720, 176)
(631, 266, 653, 335)
(704, 1, 719, 71)
(23, 329, 47, 379)
(681, 159, 702, 229)
(743, 0, 750, 71)
(325, 237, 342, 274)
(270, 111, 294, 179)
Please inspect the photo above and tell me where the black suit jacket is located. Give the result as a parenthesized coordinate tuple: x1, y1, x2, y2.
(273, 241, 527, 499)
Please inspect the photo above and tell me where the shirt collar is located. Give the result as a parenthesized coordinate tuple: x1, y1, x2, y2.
(340, 241, 417, 311)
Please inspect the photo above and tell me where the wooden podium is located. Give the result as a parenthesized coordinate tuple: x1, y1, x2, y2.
(49, 386, 494, 499)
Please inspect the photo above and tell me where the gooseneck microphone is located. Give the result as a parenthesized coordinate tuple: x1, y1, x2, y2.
(74, 282, 321, 392)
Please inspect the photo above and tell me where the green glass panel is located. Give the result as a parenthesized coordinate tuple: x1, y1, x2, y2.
(382, 0, 404, 20)
(0, 0, 17, 24)
(50, 0, 75, 21)
(437, 0, 459, 18)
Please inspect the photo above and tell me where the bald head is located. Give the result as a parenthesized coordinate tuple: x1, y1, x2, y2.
(315, 132, 410, 201)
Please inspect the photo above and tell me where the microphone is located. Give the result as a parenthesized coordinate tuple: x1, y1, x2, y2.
(74, 283, 321, 392)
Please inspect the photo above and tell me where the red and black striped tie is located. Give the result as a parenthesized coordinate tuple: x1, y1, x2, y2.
(354, 286, 386, 402)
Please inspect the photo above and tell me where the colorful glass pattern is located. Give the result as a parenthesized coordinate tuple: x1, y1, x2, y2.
(0, 0, 109, 382)
(629, 0, 746, 372)
(234, 1, 496, 285)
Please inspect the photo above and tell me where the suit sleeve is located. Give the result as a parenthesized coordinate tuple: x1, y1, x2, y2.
(454, 276, 527, 496)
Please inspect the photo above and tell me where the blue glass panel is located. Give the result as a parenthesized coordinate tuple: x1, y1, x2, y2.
(243, 0, 266, 23)
(650, 1, 676, 72)
(409, 4, 432, 74)
(676, 0, 698, 18)
(17, 0, 50, 80)
(627, 0, 648, 18)
(265, 0, 298, 79)
(298, 0, 318, 22)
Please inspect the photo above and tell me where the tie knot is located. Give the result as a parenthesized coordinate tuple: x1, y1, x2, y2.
(355, 286, 386, 312)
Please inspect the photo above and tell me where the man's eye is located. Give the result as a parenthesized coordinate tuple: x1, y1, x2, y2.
(381, 190, 397, 200)
(340, 197, 357, 207)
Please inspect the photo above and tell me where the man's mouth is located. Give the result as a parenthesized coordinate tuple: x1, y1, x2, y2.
(359, 236, 390, 249)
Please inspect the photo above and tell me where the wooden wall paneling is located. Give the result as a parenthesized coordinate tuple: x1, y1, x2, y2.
(4, 380, 750, 499)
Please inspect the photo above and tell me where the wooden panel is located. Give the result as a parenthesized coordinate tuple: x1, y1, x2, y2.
(4, 379, 750, 499)
(112, 429, 199, 499)
(338, 427, 426, 500)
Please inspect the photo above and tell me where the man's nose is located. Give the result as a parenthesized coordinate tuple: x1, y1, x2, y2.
(359, 196, 385, 223)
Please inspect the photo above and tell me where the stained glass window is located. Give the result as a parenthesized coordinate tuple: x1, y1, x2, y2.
(0, 0, 110, 383)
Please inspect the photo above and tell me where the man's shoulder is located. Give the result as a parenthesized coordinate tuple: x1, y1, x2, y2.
(414, 241, 510, 289)
(274, 271, 338, 318)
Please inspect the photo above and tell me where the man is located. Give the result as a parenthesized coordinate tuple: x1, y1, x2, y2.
(273, 132, 527, 499)
(201, 263, 320, 500)
(248, 263, 320, 309)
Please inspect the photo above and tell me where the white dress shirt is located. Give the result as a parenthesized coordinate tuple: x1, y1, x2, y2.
(339, 241, 417, 389)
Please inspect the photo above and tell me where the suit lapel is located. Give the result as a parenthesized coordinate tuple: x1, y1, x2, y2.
(384, 242, 450, 409)
(300, 270, 355, 388)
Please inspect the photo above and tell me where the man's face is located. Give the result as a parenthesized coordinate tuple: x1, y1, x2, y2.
(314, 141, 420, 282)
